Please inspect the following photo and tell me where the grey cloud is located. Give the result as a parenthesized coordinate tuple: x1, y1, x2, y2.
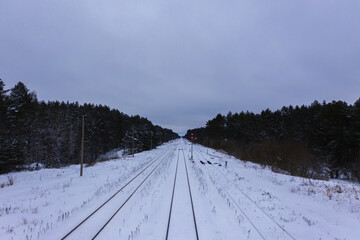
(1, 0, 359, 134)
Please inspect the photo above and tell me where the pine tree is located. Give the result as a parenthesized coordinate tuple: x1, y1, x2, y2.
(0, 79, 11, 172)
(351, 98, 360, 180)
(8, 82, 37, 165)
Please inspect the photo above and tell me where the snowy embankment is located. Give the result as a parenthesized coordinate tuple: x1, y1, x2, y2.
(1, 139, 360, 240)
(0, 144, 171, 240)
(192, 147, 360, 239)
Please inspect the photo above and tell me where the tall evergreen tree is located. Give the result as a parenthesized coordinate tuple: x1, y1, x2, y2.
(8, 82, 38, 165)
(0, 79, 12, 173)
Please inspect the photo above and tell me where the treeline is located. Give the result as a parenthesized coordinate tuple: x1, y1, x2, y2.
(186, 100, 360, 180)
(0, 80, 178, 173)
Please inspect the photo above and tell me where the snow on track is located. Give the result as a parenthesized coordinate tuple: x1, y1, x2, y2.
(166, 149, 198, 240)
(191, 144, 360, 240)
(61, 147, 174, 240)
(1, 139, 360, 240)
(195, 149, 295, 239)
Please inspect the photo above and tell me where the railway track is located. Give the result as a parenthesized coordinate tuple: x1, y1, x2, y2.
(166, 149, 199, 240)
(61, 146, 175, 240)
(194, 148, 296, 240)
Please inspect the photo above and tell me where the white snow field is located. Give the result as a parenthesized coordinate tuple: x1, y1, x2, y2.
(1, 139, 360, 240)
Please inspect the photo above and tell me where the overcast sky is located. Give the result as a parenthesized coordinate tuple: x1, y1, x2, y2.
(1, 1, 360, 134)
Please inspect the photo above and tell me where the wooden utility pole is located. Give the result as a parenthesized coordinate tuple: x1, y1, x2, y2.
(191, 133, 194, 160)
(207, 137, 209, 154)
(80, 115, 84, 176)
(132, 126, 135, 157)
(150, 132, 153, 149)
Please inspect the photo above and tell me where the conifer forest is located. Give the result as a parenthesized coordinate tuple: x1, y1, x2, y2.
(186, 99, 360, 180)
(0, 79, 178, 173)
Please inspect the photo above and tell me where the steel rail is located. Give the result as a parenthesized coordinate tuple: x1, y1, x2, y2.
(194, 150, 266, 240)
(165, 149, 180, 240)
(182, 149, 199, 240)
(92, 148, 174, 239)
(196, 149, 296, 240)
(61, 147, 171, 240)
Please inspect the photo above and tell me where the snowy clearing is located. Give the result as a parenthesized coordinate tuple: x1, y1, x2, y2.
(1, 139, 360, 240)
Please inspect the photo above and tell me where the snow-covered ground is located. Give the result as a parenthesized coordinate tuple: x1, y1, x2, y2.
(1, 139, 360, 240)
